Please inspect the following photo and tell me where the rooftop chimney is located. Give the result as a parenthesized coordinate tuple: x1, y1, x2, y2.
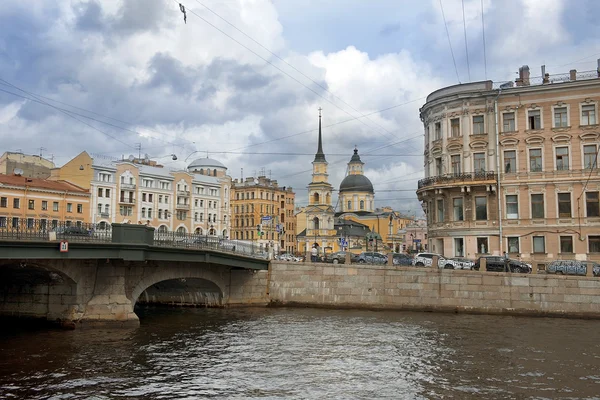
(570, 69, 577, 81)
(516, 65, 530, 86)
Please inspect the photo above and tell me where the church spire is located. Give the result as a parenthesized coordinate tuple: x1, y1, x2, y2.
(314, 107, 326, 163)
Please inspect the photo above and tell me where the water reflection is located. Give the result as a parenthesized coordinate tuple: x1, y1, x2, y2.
(1, 308, 599, 399)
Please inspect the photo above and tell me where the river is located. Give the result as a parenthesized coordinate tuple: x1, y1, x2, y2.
(1, 307, 599, 399)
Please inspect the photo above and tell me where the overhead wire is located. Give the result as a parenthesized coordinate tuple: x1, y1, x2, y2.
(480, 0, 487, 80)
(439, 0, 461, 83)
(461, 0, 471, 82)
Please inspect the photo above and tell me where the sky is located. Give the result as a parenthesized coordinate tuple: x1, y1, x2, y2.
(1, 0, 599, 216)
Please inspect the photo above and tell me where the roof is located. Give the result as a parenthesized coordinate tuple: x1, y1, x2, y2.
(349, 148, 363, 164)
(188, 157, 226, 170)
(0, 174, 88, 193)
(339, 174, 374, 193)
(334, 218, 371, 237)
(314, 112, 326, 163)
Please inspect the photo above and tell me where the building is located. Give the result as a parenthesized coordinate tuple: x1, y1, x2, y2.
(0, 151, 55, 179)
(230, 176, 296, 253)
(417, 63, 600, 263)
(52, 152, 231, 235)
(298, 109, 337, 256)
(335, 148, 413, 253)
(0, 173, 89, 229)
(398, 219, 428, 253)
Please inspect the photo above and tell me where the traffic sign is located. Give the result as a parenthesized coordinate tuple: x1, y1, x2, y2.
(59, 241, 69, 253)
(261, 216, 272, 221)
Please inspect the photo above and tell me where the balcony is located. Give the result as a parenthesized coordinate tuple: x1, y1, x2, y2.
(118, 198, 135, 204)
(100, 212, 110, 218)
(177, 190, 190, 197)
(176, 203, 190, 210)
(121, 183, 136, 190)
(418, 171, 497, 190)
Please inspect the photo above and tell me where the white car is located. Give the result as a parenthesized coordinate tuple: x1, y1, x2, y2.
(412, 253, 467, 269)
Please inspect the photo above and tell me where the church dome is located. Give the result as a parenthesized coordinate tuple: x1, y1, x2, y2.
(339, 174, 374, 194)
(188, 157, 226, 171)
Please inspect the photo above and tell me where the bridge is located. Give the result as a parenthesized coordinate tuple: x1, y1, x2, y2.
(0, 222, 270, 328)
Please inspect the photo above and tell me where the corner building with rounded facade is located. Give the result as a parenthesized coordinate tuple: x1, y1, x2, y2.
(417, 64, 600, 264)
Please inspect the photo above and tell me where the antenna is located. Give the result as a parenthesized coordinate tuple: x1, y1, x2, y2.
(38, 147, 46, 157)
(135, 143, 142, 159)
(241, 168, 243, 181)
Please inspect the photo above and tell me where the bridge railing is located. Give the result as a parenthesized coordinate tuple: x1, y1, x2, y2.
(0, 219, 112, 242)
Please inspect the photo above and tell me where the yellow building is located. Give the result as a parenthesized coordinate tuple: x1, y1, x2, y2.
(230, 176, 296, 253)
(0, 173, 90, 229)
(0, 151, 55, 179)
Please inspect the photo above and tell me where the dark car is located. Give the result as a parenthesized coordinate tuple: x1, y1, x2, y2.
(473, 256, 531, 273)
(546, 260, 600, 276)
(325, 251, 358, 264)
(55, 226, 89, 237)
(356, 252, 388, 264)
(392, 253, 413, 266)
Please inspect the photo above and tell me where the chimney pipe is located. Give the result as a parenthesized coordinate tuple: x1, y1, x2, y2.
(570, 69, 577, 81)
(541, 65, 545, 77)
(597, 58, 600, 77)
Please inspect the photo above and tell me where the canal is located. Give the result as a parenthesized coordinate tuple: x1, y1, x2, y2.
(1, 307, 599, 399)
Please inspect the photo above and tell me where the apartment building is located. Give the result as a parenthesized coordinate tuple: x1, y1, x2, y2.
(0, 173, 89, 229)
(417, 63, 600, 263)
(230, 176, 296, 253)
(53, 152, 231, 235)
(0, 151, 55, 179)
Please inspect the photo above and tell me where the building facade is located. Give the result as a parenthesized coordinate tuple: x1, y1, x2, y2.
(230, 176, 296, 253)
(52, 152, 231, 235)
(417, 64, 600, 263)
(0, 151, 55, 179)
(0, 173, 89, 229)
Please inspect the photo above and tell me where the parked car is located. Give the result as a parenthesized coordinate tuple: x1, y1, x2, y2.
(448, 257, 476, 270)
(413, 252, 447, 268)
(473, 256, 532, 273)
(392, 253, 413, 266)
(278, 253, 295, 261)
(546, 260, 600, 276)
(356, 252, 388, 264)
(325, 251, 358, 264)
(54, 226, 89, 237)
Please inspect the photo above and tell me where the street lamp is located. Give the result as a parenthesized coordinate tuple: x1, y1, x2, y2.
(184, 150, 209, 162)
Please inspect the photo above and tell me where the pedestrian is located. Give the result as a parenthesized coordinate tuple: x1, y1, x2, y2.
(311, 246, 318, 262)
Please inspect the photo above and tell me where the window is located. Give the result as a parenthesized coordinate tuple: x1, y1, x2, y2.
(98, 188, 103, 197)
(555, 147, 569, 170)
(77, 204, 83, 214)
(148, 194, 153, 202)
(590, 236, 600, 253)
(453, 198, 464, 221)
(0, 197, 6, 207)
(42, 201, 47, 211)
(436, 199, 444, 222)
(503, 112, 515, 132)
(451, 118, 460, 137)
(434, 122, 441, 140)
(475, 196, 487, 220)
(13, 198, 20, 209)
(531, 194, 544, 218)
(553, 107, 568, 127)
(0, 216, 5, 228)
(347, 200, 351, 210)
(477, 237, 488, 254)
(474, 152, 486, 173)
(507, 237, 520, 253)
(435, 157, 442, 176)
(529, 149, 542, 172)
(97, 204, 102, 215)
(451, 155, 461, 175)
(528, 109, 541, 130)
(28, 200, 35, 210)
(66, 203, 73, 213)
(581, 104, 596, 125)
(560, 236, 573, 253)
(586, 192, 599, 217)
(557, 193, 571, 218)
(472, 115, 484, 135)
(53, 202, 59, 212)
(506, 195, 518, 219)
(27, 218, 34, 229)
(142, 193, 147, 202)
(504, 150, 516, 173)
(533, 236, 545, 253)
(12, 217, 19, 229)
(584, 145, 598, 169)
(105, 189, 110, 198)
(360, 200, 365, 210)
(454, 238, 464, 257)
(147, 208, 152, 219)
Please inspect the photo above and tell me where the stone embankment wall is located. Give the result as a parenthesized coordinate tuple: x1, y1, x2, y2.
(268, 262, 600, 318)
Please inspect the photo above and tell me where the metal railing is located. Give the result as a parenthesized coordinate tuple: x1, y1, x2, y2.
(0, 219, 267, 260)
(493, 70, 599, 89)
(418, 171, 497, 189)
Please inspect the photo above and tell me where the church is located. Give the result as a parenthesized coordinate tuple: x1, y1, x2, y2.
(296, 110, 412, 256)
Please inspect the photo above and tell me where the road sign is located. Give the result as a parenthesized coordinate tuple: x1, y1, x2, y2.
(261, 216, 272, 221)
(59, 241, 69, 253)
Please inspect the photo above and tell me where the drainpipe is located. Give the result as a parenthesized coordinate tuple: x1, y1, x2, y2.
(494, 88, 503, 255)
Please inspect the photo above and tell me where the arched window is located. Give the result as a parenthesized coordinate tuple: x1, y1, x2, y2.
(313, 217, 320, 230)
(213, 169, 217, 176)
(360, 200, 365, 210)
(347, 200, 351, 210)
(195, 227, 203, 235)
(176, 226, 186, 235)
(313, 192, 320, 204)
(158, 225, 168, 233)
(222, 229, 227, 238)
(199, 168, 204, 175)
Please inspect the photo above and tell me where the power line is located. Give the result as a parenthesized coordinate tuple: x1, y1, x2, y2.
(461, 0, 471, 82)
(203, 150, 422, 157)
(438, 0, 461, 83)
(193, 0, 397, 140)
(480, 0, 487, 80)
(173, 0, 401, 145)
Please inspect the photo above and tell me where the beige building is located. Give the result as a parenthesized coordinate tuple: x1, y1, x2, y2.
(230, 176, 296, 253)
(0, 151, 55, 179)
(417, 64, 600, 263)
(52, 152, 231, 235)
